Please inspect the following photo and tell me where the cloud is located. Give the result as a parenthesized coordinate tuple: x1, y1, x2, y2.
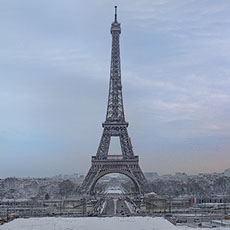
(1, 0, 230, 176)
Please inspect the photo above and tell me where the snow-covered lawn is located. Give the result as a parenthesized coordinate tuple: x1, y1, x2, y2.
(0, 217, 228, 230)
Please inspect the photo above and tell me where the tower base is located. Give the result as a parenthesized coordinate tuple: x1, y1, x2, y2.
(80, 156, 148, 195)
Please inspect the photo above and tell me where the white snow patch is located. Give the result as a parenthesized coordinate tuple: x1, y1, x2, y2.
(125, 200, 135, 213)
(114, 198, 117, 214)
(100, 200, 107, 214)
(0, 217, 173, 230)
(0, 217, 228, 230)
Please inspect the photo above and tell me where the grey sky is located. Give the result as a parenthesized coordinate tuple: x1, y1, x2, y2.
(1, 0, 230, 177)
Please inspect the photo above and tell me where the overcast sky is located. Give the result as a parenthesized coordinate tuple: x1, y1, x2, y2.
(1, 0, 230, 178)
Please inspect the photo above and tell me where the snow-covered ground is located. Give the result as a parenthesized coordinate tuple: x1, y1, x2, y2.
(104, 186, 125, 194)
(1, 217, 229, 230)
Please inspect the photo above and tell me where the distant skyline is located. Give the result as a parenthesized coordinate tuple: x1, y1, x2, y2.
(1, 0, 230, 178)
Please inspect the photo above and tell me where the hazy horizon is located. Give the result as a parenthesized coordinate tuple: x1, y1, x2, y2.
(1, 0, 230, 178)
(1, 168, 230, 179)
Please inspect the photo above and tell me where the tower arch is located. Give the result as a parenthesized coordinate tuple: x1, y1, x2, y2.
(89, 170, 141, 195)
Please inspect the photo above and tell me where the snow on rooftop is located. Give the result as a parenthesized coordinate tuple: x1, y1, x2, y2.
(0, 217, 223, 230)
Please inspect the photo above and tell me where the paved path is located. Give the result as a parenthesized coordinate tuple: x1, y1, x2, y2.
(103, 198, 115, 216)
(102, 197, 132, 216)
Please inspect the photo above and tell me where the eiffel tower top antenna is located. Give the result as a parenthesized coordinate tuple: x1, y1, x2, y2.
(114, 6, 118, 22)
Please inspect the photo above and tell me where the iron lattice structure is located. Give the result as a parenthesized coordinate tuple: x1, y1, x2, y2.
(80, 7, 148, 194)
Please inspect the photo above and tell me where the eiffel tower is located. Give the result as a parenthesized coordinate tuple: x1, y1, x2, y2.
(80, 6, 148, 195)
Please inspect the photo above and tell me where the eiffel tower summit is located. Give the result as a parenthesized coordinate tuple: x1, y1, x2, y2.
(80, 6, 148, 195)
